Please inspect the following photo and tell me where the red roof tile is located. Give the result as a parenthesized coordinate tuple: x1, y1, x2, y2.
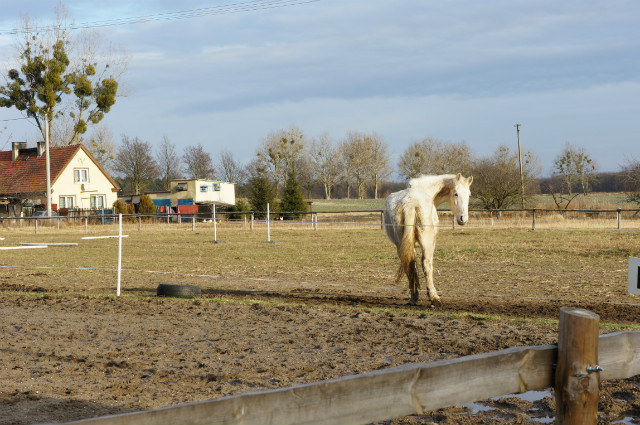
(0, 144, 119, 195)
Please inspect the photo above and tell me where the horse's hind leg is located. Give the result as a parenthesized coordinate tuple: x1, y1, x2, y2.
(419, 231, 441, 306)
(407, 259, 420, 305)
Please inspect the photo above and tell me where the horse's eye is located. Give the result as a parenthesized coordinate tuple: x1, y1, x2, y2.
(454, 193, 459, 197)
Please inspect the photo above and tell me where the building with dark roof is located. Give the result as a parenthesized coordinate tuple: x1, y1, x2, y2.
(0, 142, 120, 216)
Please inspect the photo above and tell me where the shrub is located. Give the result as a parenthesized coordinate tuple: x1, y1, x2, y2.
(112, 200, 127, 214)
(139, 194, 156, 215)
(229, 199, 251, 220)
(280, 167, 308, 219)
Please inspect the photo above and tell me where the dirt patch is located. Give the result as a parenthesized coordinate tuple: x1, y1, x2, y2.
(1, 290, 638, 425)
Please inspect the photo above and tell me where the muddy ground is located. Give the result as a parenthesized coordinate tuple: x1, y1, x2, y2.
(1, 280, 639, 425)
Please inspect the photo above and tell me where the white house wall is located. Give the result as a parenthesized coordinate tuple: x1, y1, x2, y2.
(52, 150, 117, 209)
(169, 180, 235, 206)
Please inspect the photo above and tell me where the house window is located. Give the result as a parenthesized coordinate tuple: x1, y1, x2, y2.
(90, 195, 105, 209)
(59, 196, 75, 209)
(74, 168, 89, 183)
(213, 183, 221, 191)
(200, 185, 209, 192)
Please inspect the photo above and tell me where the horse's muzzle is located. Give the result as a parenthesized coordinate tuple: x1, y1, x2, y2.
(457, 216, 468, 226)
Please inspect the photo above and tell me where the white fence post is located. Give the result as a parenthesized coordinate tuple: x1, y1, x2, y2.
(267, 203, 271, 242)
(117, 213, 123, 297)
(213, 204, 217, 241)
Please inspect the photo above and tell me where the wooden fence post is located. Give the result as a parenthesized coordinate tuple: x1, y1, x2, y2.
(617, 209, 621, 230)
(85, 216, 88, 233)
(138, 216, 142, 232)
(532, 208, 536, 231)
(555, 307, 601, 425)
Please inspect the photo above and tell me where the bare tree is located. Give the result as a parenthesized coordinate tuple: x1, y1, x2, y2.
(255, 126, 306, 196)
(339, 132, 370, 199)
(398, 138, 474, 181)
(546, 142, 598, 209)
(184, 144, 215, 180)
(339, 131, 391, 199)
(309, 133, 341, 199)
(156, 136, 183, 190)
(85, 125, 116, 173)
(621, 158, 640, 206)
(472, 145, 540, 210)
(114, 135, 158, 195)
(217, 149, 246, 184)
(366, 134, 391, 199)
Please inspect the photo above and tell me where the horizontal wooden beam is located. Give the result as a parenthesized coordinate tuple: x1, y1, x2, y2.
(67, 331, 640, 425)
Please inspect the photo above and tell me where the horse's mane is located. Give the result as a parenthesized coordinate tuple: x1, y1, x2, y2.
(408, 174, 457, 191)
(407, 174, 463, 204)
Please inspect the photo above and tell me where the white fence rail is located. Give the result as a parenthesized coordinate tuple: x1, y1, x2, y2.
(2, 207, 640, 233)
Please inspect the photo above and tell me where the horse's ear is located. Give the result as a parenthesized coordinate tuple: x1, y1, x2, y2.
(455, 173, 462, 182)
(467, 176, 473, 185)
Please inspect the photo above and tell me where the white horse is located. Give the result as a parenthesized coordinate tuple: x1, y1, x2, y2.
(384, 173, 473, 305)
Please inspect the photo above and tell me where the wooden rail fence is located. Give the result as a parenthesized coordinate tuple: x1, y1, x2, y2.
(64, 308, 639, 425)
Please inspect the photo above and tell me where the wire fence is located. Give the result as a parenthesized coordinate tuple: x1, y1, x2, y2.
(1, 207, 640, 233)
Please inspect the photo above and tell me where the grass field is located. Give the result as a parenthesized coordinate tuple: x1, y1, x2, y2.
(2, 220, 639, 424)
(1, 221, 639, 314)
(307, 192, 639, 212)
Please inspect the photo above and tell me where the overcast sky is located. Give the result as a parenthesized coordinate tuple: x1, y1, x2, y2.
(1, 0, 639, 176)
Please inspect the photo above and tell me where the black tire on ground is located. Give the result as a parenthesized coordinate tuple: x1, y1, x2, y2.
(156, 284, 202, 298)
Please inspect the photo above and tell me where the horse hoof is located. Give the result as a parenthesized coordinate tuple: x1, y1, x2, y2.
(430, 298, 442, 307)
(408, 297, 418, 306)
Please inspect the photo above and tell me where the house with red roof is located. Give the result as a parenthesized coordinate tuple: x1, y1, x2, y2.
(0, 142, 120, 216)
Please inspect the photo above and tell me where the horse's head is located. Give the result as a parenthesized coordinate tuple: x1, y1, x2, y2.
(451, 173, 473, 225)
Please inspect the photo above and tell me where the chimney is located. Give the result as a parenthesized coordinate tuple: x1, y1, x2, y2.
(11, 142, 27, 162)
(37, 141, 46, 157)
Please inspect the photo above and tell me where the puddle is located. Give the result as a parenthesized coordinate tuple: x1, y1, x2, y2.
(496, 389, 551, 403)
(613, 418, 635, 425)
(461, 401, 496, 414)
(532, 416, 554, 424)
(460, 389, 554, 421)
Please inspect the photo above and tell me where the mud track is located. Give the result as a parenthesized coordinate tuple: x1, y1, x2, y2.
(198, 286, 640, 325)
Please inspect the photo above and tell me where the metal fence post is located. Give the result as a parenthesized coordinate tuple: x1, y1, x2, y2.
(251, 212, 254, 231)
(617, 209, 621, 230)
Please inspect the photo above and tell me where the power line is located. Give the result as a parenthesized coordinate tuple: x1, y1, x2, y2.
(0, 0, 321, 35)
(0, 117, 30, 122)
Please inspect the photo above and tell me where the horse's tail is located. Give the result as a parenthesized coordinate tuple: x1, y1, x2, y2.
(398, 203, 420, 302)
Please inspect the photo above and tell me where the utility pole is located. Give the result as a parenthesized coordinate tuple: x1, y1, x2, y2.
(515, 124, 525, 209)
(45, 115, 52, 216)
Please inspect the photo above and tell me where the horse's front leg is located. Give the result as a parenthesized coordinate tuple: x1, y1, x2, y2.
(420, 232, 441, 306)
